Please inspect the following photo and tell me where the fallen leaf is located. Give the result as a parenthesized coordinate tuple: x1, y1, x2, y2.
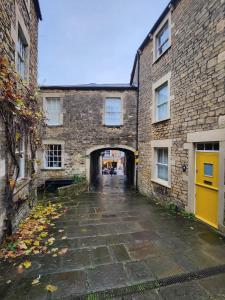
(47, 237, 55, 245)
(52, 254, 57, 257)
(32, 278, 40, 285)
(23, 260, 32, 269)
(58, 248, 68, 255)
(46, 284, 58, 293)
(51, 248, 58, 252)
(58, 229, 64, 233)
(33, 241, 40, 247)
(17, 265, 24, 273)
(6, 280, 11, 284)
(61, 236, 67, 240)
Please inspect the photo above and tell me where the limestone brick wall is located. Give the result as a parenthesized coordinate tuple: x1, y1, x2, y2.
(138, 0, 225, 208)
(38, 88, 137, 183)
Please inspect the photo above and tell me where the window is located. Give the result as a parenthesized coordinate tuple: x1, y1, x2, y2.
(196, 143, 219, 151)
(156, 82, 169, 122)
(156, 21, 169, 58)
(104, 98, 122, 126)
(46, 97, 62, 126)
(16, 139, 25, 179)
(104, 150, 111, 157)
(17, 26, 27, 79)
(156, 148, 168, 181)
(45, 144, 62, 169)
(204, 164, 213, 177)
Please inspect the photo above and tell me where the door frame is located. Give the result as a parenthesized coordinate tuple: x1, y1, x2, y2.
(184, 128, 225, 230)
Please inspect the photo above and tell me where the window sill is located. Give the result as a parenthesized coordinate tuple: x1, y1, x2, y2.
(46, 124, 63, 128)
(41, 168, 65, 171)
(153, 45, 171, 64)
(152, 117, 170, 125)
(103, 125, 123, 128)
(151, 178, 171, 188)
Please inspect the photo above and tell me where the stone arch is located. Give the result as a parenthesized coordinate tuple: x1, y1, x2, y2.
(85, 144, 136, 186)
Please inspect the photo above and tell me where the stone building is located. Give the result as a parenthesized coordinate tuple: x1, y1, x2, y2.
(38, 85, 137, 187)
(0, 0, 42, 239)
(131, 0, 225, 230)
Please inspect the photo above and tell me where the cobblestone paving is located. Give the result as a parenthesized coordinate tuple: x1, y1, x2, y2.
(1, 176, 225, 299)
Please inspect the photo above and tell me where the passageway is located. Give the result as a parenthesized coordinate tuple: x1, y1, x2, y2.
(89, 147, 135, 189)
(1, 180, 225, 299)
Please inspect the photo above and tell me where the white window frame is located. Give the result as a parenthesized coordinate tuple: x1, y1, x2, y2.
(104, 97, 123, 126)
(43, 141, 64, 170)
(153, 11, 171, 62)
(16, 139, 25, 180)
(16, 26, 28, 79)
(151, 139, 172, 188)
(11, 4, 30, 81)
(156, 148, 168, 181)
(43, 94, 63, 126)
(152, 72, 171, 124)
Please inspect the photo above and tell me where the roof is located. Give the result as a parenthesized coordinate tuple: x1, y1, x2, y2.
(33, 0, 42, 20)
(40, 83, 137, 91)
(130, 0, 180, 84)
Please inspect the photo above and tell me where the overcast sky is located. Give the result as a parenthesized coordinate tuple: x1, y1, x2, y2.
(38, 0, 169, 85)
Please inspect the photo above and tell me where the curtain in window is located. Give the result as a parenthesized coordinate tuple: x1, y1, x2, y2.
(46, 98, 61, 125)
(105, 98, 121, 126)
(156, 83, 168, 121)
(157, 148, 168, 181)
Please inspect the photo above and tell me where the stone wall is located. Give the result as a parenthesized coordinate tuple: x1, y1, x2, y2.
(38, 88, 137, 183)
(0, 0, 40, 240)
(137, 0, 225, 207)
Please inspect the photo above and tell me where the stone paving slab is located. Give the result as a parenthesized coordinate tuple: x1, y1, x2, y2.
(1, 176, 225, 299)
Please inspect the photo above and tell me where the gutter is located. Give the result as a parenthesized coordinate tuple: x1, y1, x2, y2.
(135, 49, 141, 190)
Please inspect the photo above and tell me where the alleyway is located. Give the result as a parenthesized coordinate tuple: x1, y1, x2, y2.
(1, 176, 225, 299)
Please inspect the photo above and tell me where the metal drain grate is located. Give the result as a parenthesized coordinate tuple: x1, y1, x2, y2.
(64, 264, 225, 300)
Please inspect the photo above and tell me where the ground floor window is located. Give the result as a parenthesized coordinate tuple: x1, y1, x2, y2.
(156, 148, 168, 181)
(45, 144, 62, 168)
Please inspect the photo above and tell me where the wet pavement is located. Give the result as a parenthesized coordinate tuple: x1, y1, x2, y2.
(1, 175, 225, 299)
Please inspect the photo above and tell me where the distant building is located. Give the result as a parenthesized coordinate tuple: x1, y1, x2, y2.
(38, 85, 137, 186)
(0, 0, 42, 239)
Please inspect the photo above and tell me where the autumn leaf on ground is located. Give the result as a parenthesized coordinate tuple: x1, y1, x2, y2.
(58, 248, 68, 255)
(46, 284, 58, 293)
(17, 264, 24, 273)
(32, 278, 40, 285)
(6, 280, 11, 284)
(58, 229, 64, 233)
(47, 237, 55, 245)
(23, 260, 32, 269)
(61, 236, 67, 240)
(51, 248, 58, 253)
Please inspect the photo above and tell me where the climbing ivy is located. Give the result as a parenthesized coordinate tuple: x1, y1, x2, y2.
(0, 55, 45, 237)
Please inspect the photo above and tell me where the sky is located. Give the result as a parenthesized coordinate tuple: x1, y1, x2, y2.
(38, 0, 169, 86)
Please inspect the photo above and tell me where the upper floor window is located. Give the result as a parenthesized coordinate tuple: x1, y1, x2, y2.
(156, 22, 169, 58)
(104, 98, 122, 126)
(44, 144, 62, 169)
(17, 26, 27, 79)
(156, 82, 169, 122)
(46, 97, 62, 126)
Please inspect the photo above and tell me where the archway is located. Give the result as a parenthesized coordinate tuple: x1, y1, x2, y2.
(86, 144, 136, 189)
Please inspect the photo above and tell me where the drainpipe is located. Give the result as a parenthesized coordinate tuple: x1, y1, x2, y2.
(135, 50, 141, 191)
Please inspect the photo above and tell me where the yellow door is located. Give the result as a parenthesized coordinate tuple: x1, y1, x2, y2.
(195, 151, 219, 228)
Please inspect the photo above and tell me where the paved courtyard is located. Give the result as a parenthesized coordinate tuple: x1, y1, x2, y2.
(1, 176, 225, 299)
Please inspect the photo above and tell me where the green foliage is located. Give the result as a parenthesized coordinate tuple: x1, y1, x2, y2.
(180, 210, 195, 220)
(73, 175, 86, 183)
